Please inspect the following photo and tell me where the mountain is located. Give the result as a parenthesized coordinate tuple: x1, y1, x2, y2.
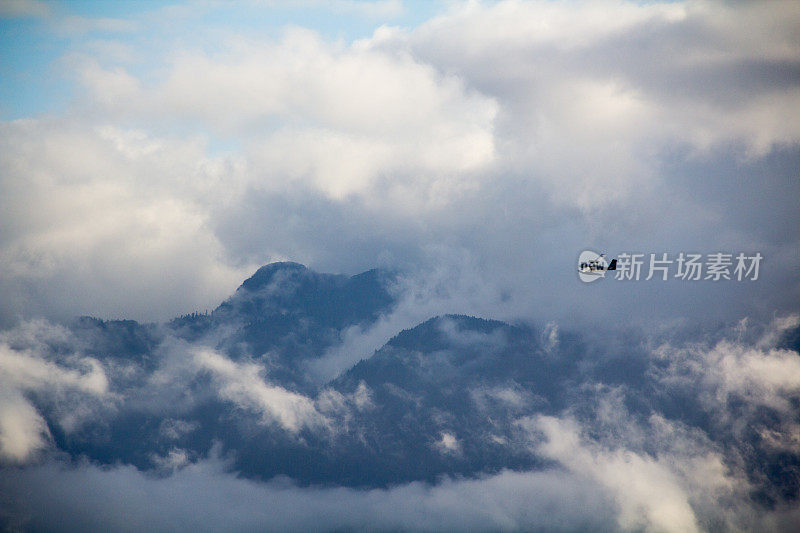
(11, 263, 800, 505)
(168, 262, 397, 391)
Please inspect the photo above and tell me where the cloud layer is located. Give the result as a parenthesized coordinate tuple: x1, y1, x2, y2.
(1, 0, 798, 328)
(0, 308, 798, 531)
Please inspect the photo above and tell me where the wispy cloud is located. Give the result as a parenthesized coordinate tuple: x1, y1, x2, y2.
(0, 455, 619, 532)
(0, 322, 110, 462)
(193, 347, 326, 433)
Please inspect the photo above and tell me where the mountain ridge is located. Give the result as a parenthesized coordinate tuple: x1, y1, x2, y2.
(34, 262, 799, 498)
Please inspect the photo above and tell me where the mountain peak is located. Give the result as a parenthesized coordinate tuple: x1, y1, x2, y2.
(387, 314, 512, 350)
(240, 261, 308, 291)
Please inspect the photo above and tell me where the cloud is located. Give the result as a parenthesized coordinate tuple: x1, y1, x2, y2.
(471, 384, 535, 413)
(0, 322, 110, 462)
(69, 26, 497, 202)
(433, 431, 461, 455)
(0, 310, 797, 530)
(150, 447, 191, 473)
(0, 119, 253, 325)
(400, 1, 800, 214)
(316, 381, 375, 420)
(652, 314, 800, 415)
(193, 347, 326, 433)
(0, 389, 50, 463)
(2, 0, 799, 519)
(517, 400, 774, 533)
(159, 418, 199, 441)
(2, 423, 798, 533)
(0, 1, 798, 342)
(507, 316, 800, 532)
(0, 342, 107, 396)
(529, 414, 705, 533)
(411, 0, 800, 148)
(305, 259, 514, 383)
(0, 456, 619, 532)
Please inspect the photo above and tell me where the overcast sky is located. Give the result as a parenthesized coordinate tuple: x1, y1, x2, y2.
(1, 0, 798, 329)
